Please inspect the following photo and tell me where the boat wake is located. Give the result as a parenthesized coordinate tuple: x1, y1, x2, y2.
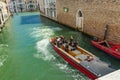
(32, 26, 88, 80)
(54, 61, 88, 80)
(34, 39, 55, 61)
(31, 28, 54, 60)
(32, 26, 62, 61)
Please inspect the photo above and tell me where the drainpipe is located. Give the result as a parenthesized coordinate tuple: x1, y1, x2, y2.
(103, 24, 109, 40)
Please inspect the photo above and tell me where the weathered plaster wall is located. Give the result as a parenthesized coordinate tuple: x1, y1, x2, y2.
(56, 0, 120, 43)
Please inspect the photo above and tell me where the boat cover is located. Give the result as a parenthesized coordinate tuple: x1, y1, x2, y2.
(80, 58, 116, 77)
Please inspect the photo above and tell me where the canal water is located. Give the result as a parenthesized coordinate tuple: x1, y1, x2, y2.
(0, 12, 120, 80)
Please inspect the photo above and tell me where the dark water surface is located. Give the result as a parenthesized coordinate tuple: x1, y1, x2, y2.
(0, 12, 119, 80)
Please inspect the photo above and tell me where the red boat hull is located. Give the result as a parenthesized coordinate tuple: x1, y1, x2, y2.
(91, 40, 120, 59)
(52, 45, 97, 80)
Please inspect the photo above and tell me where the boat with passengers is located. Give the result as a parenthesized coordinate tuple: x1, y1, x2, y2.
(50, 36, 116, 80)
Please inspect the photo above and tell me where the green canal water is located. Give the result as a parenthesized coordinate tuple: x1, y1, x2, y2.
(0, 12, 120, 80)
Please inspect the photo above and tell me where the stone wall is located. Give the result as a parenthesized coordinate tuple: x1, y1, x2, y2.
(56, 0, 120, 43)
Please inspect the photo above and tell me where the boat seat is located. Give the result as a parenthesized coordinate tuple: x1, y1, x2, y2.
(75, 54, 88, 61)
(68, 46, 72, 50)
(69, 50, 77, 57)
(111, 46, 120, 52)
(72, 50, 81, 55)
(61, 45, 65, 50)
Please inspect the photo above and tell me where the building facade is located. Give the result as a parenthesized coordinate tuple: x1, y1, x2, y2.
(8, 0, 38, 13)
(0, 1, 10, 30)
(38, 0, 56, 19)
(39, 0, 120, 43)
(25, 0, 38, 12)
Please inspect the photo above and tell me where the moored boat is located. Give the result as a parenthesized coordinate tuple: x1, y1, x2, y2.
(91, 40, 120, 59)
(50, 37, 116, 80)
(91, 25, 120, 59)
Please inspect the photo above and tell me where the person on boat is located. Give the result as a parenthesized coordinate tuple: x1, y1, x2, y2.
(86, 56, 94, 62)
(65, 43, 69, 52)
(60, 35, 65, 44)
(63, 37, 67, 44)
(71, 41, 78, 51)
(59, 40, 63, 47)
(56, 36, 65, 47)
(50, 37, 55, 43)
(69, 35, 74, 46)
(54, 36, 58, 45)
(57, 37, 61, 47)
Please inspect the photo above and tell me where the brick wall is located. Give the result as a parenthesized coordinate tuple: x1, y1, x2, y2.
(56, 0, 120, 43)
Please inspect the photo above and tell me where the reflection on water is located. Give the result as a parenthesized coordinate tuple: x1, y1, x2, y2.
(0, 55, 8, 67)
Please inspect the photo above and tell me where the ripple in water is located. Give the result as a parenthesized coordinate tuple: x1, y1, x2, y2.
(54, 62, 88, 80)
(31, 28, 53, 38)
(52, 27, 62, 31)
(0, 44, 8, 47)
(30, 27, 62, 39)
(0, 44, 9, 67)
(0, 55, 8, 67)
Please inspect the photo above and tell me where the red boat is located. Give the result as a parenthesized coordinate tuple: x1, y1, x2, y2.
(91, 40, 120, 59)
(50, 37, 116, 80)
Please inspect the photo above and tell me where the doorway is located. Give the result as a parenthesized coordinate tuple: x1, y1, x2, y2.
(76, 10, 83, 31)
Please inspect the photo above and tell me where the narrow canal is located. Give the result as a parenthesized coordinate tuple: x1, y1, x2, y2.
(0, 12, 120, 80)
